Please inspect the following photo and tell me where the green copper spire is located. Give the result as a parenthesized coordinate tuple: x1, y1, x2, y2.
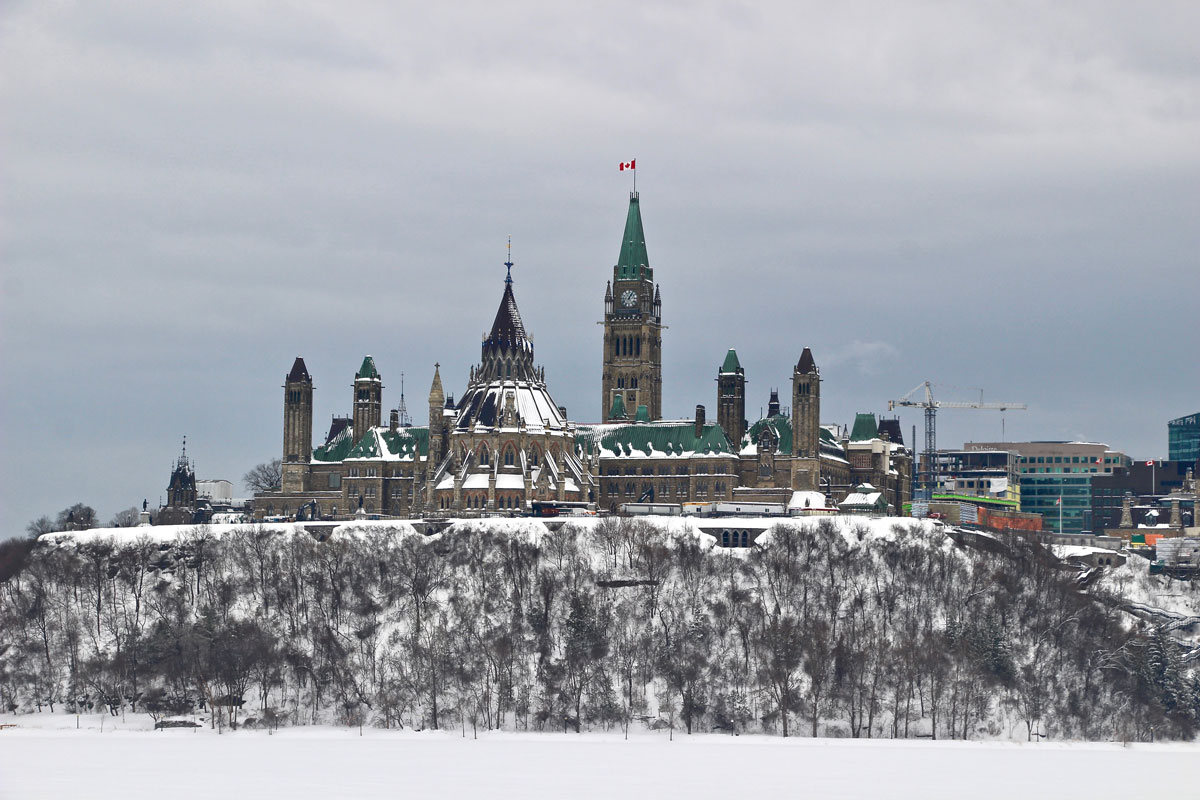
(357, 355, 380, 380)
(720, 349, 742, 374)
(616, 193, 651, 281)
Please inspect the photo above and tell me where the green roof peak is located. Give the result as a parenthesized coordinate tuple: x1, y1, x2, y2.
(635, 404, 651, 423)
(850, 412, 879, 442)
(608, 393, 628, 420)
(615, 193, 651, 282)
(720, 349, 742, 374)
(357, 355, 379, 380)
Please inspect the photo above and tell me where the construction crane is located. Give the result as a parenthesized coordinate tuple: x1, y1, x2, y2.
(889, 381, 1027, 497)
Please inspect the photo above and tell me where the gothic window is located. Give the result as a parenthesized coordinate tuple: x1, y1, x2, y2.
(504, 447, 515, 466)
(529, 447, 540, 466)
(741, 531, 749, 547)
(722, 531, 730, 547)
(506, 362, 512, 378)
(617, 377, 625, 389)
(635, 337, 641, 356)
(631, 377, 638, 389)
(479, 447, 490, 465)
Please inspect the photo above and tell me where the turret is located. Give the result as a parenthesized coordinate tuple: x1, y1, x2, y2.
(428, 364, 446, 467)
(282, 357, 313, 494)
(352, 356, 383, 437)
(716, 349, 746, 447)
(792, 348, 820, 458)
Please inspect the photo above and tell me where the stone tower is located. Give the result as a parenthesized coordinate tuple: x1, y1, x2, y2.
(791, 347, 821, 490)
(282, 356, 313, 493)
(602, 192, 663, 421)
(717, 349, 746, 446)
(352, 355, 382, 437)
(792, 348, 820, 457)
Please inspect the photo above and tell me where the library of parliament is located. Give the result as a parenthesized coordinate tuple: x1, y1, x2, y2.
(252, 193, 912, 519)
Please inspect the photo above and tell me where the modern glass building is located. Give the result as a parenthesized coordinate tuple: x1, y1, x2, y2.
(1168, 412, 1200, 462)
(966, 441, 1129, 534)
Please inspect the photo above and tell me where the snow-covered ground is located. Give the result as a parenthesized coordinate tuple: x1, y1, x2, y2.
(0, 716, 1195, 800)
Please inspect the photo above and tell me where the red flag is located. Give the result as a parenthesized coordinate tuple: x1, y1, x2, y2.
(619, 159, 636, 171)
(1145, 460, 1154, 466)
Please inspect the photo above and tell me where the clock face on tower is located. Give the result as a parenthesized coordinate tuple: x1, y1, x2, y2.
(621, 289, 637, 308)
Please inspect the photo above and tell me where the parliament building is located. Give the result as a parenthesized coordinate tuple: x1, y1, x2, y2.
(253, 193, 911, 519)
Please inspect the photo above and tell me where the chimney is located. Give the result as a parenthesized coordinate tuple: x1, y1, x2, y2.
(695, 405, 706, 437)
(390, 409, 399, 432)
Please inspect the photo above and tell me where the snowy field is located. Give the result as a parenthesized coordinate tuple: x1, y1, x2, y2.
(1, 720, 1196, 800)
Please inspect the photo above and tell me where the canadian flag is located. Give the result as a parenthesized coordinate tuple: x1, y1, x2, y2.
(1146, 460, 1154, 466)
(619, 159, 636, 171)
(1055, 496, 1062, 506)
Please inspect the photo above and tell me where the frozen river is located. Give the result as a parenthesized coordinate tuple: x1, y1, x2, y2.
(1, 724, 1195, 800)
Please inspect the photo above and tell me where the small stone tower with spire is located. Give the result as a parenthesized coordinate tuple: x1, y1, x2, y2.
(602, 192, 663, 421)
(282, 357, 313, 493)
(717, 349, 746, 447)
(428, 364, 446, 468)
(352, 356, 382, 437)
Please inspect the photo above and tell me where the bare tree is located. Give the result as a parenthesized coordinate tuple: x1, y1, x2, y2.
(243, 459, 282, 493)
(26, 517, 58, 537)
(108, 507, 141, 528)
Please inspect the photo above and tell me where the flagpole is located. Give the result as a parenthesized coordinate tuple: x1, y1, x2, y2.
(1059, 496, 1062, 533)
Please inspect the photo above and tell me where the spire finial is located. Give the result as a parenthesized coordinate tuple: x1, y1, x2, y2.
(504, 235, 513, 285)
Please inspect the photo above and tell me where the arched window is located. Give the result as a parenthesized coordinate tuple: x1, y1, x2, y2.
(529, 447, 539, 466)
(741, 531, 749, 547)
(506, 362, 511, 378)
(722, 531, 730, 547)
(635, 337, 641, 356)
(631, 377, 638, 389)
(504, 447, 515, 466)
(479, 447, 489, 465)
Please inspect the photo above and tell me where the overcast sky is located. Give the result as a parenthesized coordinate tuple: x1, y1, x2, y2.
(2, 1, 1198, 534)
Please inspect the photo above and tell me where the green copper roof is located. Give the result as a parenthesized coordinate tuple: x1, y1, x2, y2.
(378, 427, 429, 459)
(609, 393, 628, 420)
(635, 404, 651, 423)
(720, 349, 742, 374)
(316, 426, 430, 463)
(357, 356, 379, 380)
(313, 425, 357, 462)
(576, 421, 733, 458)
(615, 194, 651, 282)
(849, 413, 879, 442)
(744, 414, 792, 455)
